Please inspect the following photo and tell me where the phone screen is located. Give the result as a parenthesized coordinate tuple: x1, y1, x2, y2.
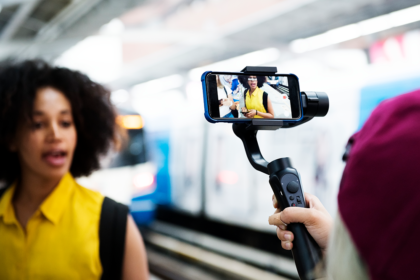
(205, 73, 301, 120)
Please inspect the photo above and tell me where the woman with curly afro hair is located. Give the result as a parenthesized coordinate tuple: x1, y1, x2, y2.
(0, 60, 148, 280)
(240, 75, 275, 119)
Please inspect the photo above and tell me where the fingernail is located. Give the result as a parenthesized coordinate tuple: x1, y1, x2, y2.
(285, 242, 291, 249)
(284, 233, 292, 241)
(279, 225, 286, 230)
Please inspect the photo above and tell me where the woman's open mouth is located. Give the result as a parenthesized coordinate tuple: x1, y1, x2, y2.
(42, 150, 68, 167)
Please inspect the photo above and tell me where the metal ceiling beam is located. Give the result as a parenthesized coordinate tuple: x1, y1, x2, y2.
(0, 0, 31, 8)
(11, 0, 109, 60)
(35, 0, 103, 43)
(0, 0, 40, 42)
(16, 0, 144, 59)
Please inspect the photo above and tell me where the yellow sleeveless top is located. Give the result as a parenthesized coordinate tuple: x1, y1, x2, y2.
(245, 87, 267, 118)
(0, 173, 104, 280)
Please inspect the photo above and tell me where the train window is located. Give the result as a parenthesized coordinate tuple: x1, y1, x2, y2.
(107, 129, 147, 168)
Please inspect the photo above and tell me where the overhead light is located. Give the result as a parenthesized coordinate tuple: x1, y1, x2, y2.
(291, 24, 361, 53)
(116, 115, 144, 129)
(55, 35, 122, 83)
(189, 48, 281, 81)
(131, 74, 184, 96)
(290, 4, 420, 53)
(390, 4, 420, 27)
(358, 15, 392, 36)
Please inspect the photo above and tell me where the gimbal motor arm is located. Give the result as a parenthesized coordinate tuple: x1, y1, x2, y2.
(232, 90, 329, 175)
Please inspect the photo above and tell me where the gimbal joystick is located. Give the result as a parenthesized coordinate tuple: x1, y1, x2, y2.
(233, 66, 329, 280)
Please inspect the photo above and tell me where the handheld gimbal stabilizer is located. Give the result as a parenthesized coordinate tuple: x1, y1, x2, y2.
(233, 66, 329, 280)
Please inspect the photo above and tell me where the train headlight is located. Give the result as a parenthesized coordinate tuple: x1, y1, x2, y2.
(117, 115, 144, 129)
(133, 172, 155, 194)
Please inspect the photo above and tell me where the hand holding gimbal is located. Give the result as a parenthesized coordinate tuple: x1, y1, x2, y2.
(270, 192, 333, 256)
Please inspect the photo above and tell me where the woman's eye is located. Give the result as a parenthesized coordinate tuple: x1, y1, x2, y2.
(32, 122, 43, 129)
(61, 121, 72, 128)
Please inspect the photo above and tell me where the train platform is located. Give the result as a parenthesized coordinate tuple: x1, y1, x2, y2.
(142, 209, 299, 280)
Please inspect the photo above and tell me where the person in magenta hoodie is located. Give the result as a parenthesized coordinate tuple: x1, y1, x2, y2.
(269, 89, 420, 279)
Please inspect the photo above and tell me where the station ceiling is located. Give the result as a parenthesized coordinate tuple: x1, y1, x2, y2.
(1, 0, 419, 88)
(0, 0, 143, 60)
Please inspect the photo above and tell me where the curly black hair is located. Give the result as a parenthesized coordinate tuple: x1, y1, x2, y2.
(239, 75, 266, 89)
(0, 59, 117, 184)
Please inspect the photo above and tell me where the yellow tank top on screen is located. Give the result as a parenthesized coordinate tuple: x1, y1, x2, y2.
(245, 87, 266, 119)
(0, 173, 104, 280)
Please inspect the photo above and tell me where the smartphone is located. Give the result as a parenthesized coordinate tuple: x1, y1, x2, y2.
(202, 71, 303, 123)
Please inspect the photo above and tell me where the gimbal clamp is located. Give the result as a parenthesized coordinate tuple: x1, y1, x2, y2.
(233, 66, 329, 280)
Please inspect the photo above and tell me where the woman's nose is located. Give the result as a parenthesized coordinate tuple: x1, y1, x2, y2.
(46, 122, 61, 141)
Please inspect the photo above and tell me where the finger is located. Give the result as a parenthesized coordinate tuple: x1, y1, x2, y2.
(276, 227, 294, 242)
(282, 241, 293, 250)
(268, 212, 281, 226)
(268, 211, 288, 226)
(272, 194, 278, 209)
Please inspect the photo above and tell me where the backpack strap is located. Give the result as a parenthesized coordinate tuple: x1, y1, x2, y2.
(232, 110, 238, 118)
(244, 89, 248, 109)
(263, 92, 268, 113)
(99, 197, 129, 280)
